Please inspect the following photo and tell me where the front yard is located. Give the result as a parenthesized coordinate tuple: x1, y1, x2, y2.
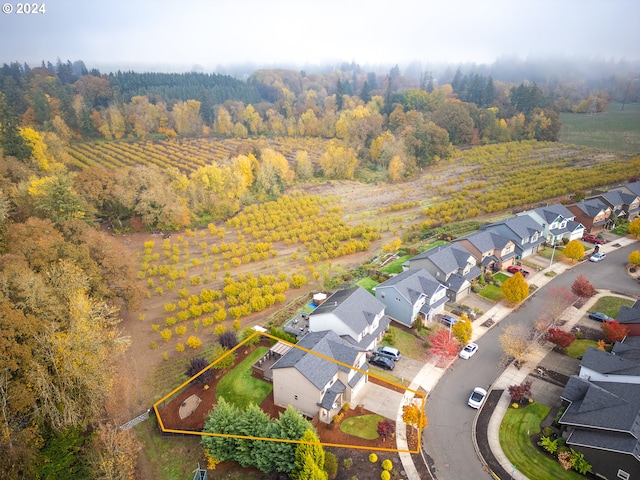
(589, 296, 635, 318)
(500, 403, 584, 480)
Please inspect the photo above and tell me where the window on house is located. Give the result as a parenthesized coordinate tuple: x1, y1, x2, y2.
(617, 469, 630, 480)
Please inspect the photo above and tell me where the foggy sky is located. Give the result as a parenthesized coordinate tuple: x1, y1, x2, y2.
(1, 0, 638, 72)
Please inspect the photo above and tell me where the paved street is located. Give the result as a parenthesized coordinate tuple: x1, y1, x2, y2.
(420, 239, 639, 480)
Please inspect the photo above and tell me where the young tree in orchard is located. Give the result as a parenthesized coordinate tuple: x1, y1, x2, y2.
(571, 275, 597, 300)
(602, 320, 629, 343)
(502, 272, 529, 304)
(452, 313, 473, 345)
(628, 217, 640, 237)
(563, 240, 585, 262)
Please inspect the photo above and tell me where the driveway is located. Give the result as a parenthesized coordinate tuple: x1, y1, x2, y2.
(358, 381, 405, 419)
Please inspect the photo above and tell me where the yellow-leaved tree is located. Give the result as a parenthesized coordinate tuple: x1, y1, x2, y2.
(402, 401, 427, 432)
(452, 313, 473, 345)
(563, 239, 585, 262)
(502, 272, 529, 304)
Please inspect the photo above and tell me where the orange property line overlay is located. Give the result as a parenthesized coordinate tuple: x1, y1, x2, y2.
(153, 331, 425, 454)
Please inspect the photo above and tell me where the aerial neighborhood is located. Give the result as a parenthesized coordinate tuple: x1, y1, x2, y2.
(232, 179, 640, 478)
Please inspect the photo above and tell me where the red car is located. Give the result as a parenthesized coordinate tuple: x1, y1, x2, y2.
(582, 234, 605, 244)
(507, 265, 530, 277)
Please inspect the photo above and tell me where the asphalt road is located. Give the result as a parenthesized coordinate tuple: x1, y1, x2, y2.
(422, 243, 639, 480)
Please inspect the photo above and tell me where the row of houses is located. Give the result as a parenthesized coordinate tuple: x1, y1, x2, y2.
(257, 180, 640, 425)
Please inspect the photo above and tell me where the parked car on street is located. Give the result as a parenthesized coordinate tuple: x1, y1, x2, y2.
(582, 234, 605, 244)
(590, 252, 606, 262)
(368, 354, 395, 370)
(588, 311, 613, 322)
(507, 265, 530, 277)
(375, 345, 401, 361)
(468, 387, 487, 409)
(459, 342, 479, 359)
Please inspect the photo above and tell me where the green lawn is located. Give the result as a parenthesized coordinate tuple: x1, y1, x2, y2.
(216, 346, 272, 408)
(560, 102, 640, 154)
(340, 414, 384, 440)
(500, 403, 584, 480)
(493, 272, 509, 283)
(479, 284, 504, 302)
(381, 326, 425, 360)
(566, 339, 599, 359)
(356, 276, 380, 294)
(589, 296, 635, 318)
(380, 255, 411, 274)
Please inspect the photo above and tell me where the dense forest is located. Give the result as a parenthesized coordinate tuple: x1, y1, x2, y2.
(0, 57, 638, 478)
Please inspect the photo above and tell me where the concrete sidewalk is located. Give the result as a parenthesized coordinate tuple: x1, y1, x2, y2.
(396, 235, 638, 479)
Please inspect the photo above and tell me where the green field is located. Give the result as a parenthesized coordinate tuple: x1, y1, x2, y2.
(560, 103, 640, 154)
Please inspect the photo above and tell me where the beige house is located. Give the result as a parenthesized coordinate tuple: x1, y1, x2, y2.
(453, 230, 517, 273)
(270, 330, 369, 423)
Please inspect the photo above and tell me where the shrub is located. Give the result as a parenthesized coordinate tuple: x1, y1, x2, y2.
(150, 341, 157, 349)
(380, 472, 390, 480)
(186, 357, 212, 384)
(187, 335, 202, 349)
(219, 331, 238, 349)
(377, 420, 395, 441)
(369, 453, 378, 463)
(381, 459, 392, 471)
(342, 458, 353, 469)
(176, 343, 185, 352)
(324, 451, 338, 480)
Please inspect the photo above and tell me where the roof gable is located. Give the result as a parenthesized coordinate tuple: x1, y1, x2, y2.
(411, 243, 472, 273)
(310, 286, 385, 333)
(376, 269, 445, 304)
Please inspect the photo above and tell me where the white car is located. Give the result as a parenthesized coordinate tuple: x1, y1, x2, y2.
(459, 342, 479, 359)
(590, 252, 606, 262)
(468, 387, 487, 409)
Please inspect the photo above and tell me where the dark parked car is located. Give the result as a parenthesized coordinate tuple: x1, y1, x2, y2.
(441, 314, 458, 327)
(507, 265, 530, 277)
(588, 311, 613, 322)
(582, 234, 605, 244)
(368, 354, 395, 370)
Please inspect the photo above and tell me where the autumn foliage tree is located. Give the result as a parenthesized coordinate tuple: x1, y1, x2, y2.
(508, 380, 532, 404)
(628, 217, 640, 237)
(562, 240, 585, 262)
(402, 401, 427, 432)
(451, 313, 473, 345)
(502, 271, 529, 304)
(429, 328, 461, 363)
(546, 328, 576, 349)
(571, 275, 597, 300)
(499, 324, 532, 367)
(628, 250, 640, 265)
(602, 320, 629, 343)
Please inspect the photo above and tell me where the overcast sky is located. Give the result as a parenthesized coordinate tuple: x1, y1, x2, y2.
(1, 0, 638, 72)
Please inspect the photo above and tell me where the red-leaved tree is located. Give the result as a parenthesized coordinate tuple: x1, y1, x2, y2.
(508, 380, 532, 403)
(547, 328, 576, 349)
(429, 329, 461, 365)
(377, 420, 395, 441)
(571, 275, 597, 300)
(602, 320, 629, 342)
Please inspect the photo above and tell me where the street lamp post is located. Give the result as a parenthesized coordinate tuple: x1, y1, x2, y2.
(549, 242, 557, 269)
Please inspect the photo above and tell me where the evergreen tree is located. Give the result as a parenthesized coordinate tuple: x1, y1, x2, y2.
(359, 81, 371, 103)
(201, 398, 242, 462)
(291, 429, 326, 480)
(0, 92, 32, 160)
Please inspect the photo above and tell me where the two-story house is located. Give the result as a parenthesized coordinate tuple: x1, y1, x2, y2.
(307, 287, 389, 351)
(567, 199, 612, 234)
(453, 230, 517, 273)
(374, 269, 447, 327)
(612, 181, 640, 220)
(516, 204, 585, 244)
(589, 190, 639, 229)
(270, 330, 369, 424)
(480, 215, 546, 259)
(408, 243, 481, 302)
(559, 338, 640, 479)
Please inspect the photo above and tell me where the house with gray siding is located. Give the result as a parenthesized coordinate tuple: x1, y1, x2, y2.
(307, 287, 389, 351)
(374, 269, 447, 327)
(270, 330, 369, 424)
(408, 243, 481, 302)
(516, 204, 585, 244)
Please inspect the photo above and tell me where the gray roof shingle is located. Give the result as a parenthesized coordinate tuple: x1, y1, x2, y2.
(376, 269, 444, 304)
(271, 330, 361, 390)
(310, 287, 386, 334)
